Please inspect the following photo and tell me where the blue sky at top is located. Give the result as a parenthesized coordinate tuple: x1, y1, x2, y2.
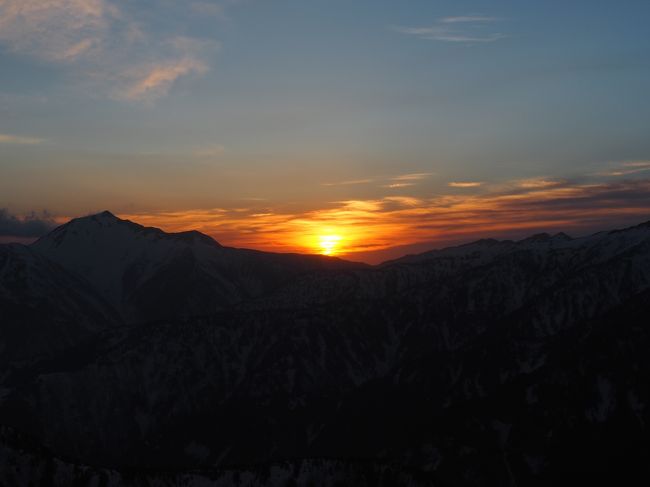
(1, 0, 649, 258)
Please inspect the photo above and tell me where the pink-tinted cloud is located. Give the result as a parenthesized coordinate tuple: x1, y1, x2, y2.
(0, 0, 116, 61)
(597, 161, 650, 177)
(0, 1, 219, 101)
(119, 58, 208, 101)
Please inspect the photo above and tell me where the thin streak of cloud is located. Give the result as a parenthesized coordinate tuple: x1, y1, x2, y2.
(596, 160, 650, 177)
(337, 200, 384, 212)
(441, 16, 501, 24)
(0, 134, 44, 145)
(514, 178, 564, 189)
(395, 14, 506, 44)
(324, 173, 430, 189)
(384, 196, 422, 207)
(395, 27, 506, 43)
(429, 33, 506, 43)
(392, 172, 433, 181)
(448, 181, 483, 188)
(623, 161, 650, 168)
(382, 183, 414, 189)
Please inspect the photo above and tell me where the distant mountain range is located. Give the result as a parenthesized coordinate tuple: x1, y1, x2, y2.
(1, 212, 650, 485)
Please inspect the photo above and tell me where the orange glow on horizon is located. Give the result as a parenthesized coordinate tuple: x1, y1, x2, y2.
(116, 178, 650, 263)
(318, 234, 343, 256)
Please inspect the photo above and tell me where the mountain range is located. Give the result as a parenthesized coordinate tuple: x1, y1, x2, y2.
(1, 212, 650, 485)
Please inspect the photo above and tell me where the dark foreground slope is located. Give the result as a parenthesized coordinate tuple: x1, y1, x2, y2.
(0, 243, 120, 370)
(0, 426, 430, 487)
(1, 215, 650, 485)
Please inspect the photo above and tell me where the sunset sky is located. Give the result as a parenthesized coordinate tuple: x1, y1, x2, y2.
(1, 0, 649, 262)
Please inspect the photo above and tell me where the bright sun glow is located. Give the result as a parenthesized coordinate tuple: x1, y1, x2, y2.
(319, 234, 342, 256)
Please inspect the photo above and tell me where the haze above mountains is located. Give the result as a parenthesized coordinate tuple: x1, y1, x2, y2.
(1, 212, 650, 485)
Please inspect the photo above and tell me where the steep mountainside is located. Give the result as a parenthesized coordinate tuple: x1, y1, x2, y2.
(32, 211, 365, 323)
(1, 216, 650, 485)
(0, 243, 119, 370)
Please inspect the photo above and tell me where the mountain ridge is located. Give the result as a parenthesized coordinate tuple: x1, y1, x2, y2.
(31, 211, 367, 323)
(33, 210, 650, 265)
(2, 214, 650, 484)
(36, 210, 224, 250)
(384, 218, 650, 265)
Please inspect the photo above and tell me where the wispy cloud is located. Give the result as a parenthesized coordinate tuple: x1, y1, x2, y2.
(384, 196, 422, 207)
(121, 178, 650, 261)
(337, 200, 385, 212)
(323, 173, 432, 189)
(624, 161, 650, 168)
(116, 37, 217, 101)
(441, 16, 501, 24)
(597, 161, 650, 177)
(382, 183, 414, 189)
(514, 178, 565, 189)
(395, 14, 506, 44)
(0, 0, 226, 101)
(448, 181, 483, 188)
(0, 0, 117, 62)
(118, 59, 208, 101)
(0, 133, 44, 145)
(392, 172, 433, 181)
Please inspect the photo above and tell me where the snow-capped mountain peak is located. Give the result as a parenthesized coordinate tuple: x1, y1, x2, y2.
(31, 212, 229, 320)
(30, 212, 361, 323)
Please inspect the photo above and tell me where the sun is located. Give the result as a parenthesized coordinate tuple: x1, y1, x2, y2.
(319, 234, 342, 256)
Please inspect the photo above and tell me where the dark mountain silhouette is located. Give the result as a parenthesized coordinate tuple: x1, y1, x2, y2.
(32, 211, 366, 323)
(0, 243, 119, 370)
(1, 212, 650, 485)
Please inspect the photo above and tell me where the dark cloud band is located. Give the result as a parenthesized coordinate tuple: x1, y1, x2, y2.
(0, 209, 57, 237)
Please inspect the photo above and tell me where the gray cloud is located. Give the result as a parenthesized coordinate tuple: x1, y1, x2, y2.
(0, 209, 57, 237)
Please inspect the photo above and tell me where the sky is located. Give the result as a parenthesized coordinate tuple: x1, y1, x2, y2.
(1, 0, 650, 262)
